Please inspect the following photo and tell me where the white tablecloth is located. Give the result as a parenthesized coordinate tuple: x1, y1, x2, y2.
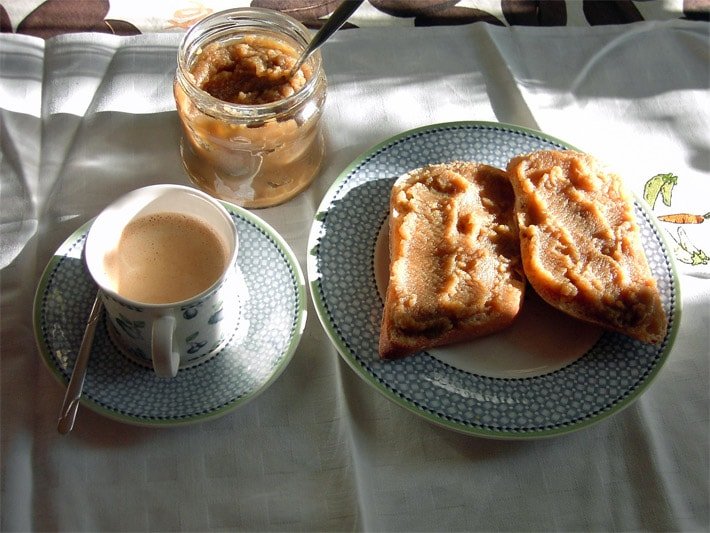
(1, 20, 709, 532)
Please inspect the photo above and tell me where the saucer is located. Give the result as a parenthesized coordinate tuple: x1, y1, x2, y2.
(33, 203, 306, 426)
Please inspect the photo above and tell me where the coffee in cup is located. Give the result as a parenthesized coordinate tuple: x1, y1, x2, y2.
(103, 211, 230, 304)
(85, 184, 240, 378)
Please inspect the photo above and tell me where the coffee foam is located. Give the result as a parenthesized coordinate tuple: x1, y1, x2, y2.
(103, 212, 230, 304)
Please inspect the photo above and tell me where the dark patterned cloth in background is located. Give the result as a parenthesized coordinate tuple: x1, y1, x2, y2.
(1, 0, 708, 39)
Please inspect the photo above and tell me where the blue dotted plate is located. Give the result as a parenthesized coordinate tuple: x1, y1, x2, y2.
(34, 203, 306, 426)
(307, 121, 680, 439)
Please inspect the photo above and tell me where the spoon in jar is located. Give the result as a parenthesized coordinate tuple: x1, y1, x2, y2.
(289, 0, 364, 77)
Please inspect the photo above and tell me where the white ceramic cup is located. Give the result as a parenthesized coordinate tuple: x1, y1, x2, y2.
(85, 184, 240, 378)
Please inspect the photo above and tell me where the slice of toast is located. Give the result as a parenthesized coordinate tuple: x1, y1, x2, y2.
(379, 162, 526, 359)
(506, 150, 667, 344)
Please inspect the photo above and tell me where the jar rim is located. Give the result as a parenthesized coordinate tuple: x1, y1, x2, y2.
(176, 7, 322, 119)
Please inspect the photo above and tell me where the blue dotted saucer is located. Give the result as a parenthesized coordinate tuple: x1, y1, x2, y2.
(34, 203, 306, 426)
(308, 121, 680, 439)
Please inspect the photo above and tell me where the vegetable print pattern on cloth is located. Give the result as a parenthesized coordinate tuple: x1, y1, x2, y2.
(643, 173, 710, 275)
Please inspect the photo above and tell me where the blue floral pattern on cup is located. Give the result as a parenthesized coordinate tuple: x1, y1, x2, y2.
(102, 262, 242, 370)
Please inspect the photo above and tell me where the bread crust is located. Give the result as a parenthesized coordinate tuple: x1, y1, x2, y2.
(379, 162, 526, 359)
(506, 150, 667, 344)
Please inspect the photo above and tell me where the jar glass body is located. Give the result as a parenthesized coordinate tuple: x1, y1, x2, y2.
(174, 8, 327, 208)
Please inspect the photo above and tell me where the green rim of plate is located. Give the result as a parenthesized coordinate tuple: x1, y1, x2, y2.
(307, 121, 681, 439)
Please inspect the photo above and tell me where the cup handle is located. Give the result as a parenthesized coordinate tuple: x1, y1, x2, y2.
(152, 315, 180, 378)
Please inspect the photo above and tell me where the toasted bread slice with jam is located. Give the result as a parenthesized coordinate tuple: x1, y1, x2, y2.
(379, 162, 526, 359)
(506, 150, 667, 344)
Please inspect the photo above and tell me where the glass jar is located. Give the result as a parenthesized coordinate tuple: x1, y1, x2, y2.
(174, 8, 327, 209)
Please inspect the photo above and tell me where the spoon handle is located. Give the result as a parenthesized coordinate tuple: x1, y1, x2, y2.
(292, 0, 364, 73)
(57, 293, 103, 434)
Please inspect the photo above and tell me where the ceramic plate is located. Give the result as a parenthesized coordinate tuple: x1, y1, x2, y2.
(34, 203, 306, 426)
(307, 121, 680, 439)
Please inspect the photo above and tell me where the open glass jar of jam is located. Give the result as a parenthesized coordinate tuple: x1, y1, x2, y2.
(174, 8, 327, 208)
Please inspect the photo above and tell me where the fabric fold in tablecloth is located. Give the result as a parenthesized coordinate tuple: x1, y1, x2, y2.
(485, 21, 710, 277)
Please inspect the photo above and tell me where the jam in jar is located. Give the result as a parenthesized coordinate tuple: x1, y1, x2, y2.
(174, 8, 327, 208)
